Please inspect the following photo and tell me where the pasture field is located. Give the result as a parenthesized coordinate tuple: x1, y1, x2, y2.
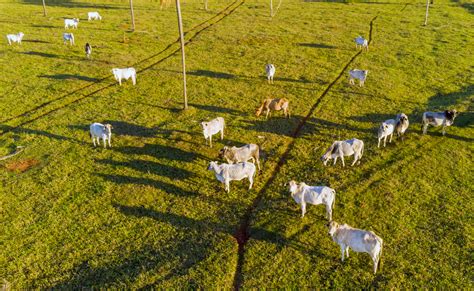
(0, 0, 473, 288)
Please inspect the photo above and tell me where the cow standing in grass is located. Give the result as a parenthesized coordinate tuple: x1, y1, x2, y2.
(321, 138, 364, 167)
(355, 36, 368, 51)
(422, 110, 457, 135)
(201, 117, 225, 148)
(288, 180, 336, 220)
(90, 123, 113, 148)
(207, 161, 256, 193)
(255, 98, 290, 119)
(265, 64, 276, 84)
(349, 69, 368, 87)
(377, 119, 396, 148)
(395, 113, 409, 139)
(6, 32, 24, 45)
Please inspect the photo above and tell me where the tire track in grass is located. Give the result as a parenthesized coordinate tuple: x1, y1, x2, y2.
(232, 16, 378, 290)
(0, 0, 244, 136)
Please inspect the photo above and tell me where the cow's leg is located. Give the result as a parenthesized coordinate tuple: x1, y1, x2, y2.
(341, 156, 345, 167)
(103, 138, 107, 148)
(220, 128, 224, 140)
(209, 136, 212, 148)
(108, 137, 112, 147)
(92, 136, 96, 146)
(256, 158, 261, 171)
(389, 133, 393, 143)
(326, 204, 332, 221)
(351, 155, 357, 167)
(345, 246, 350, 258)
(422, 123, 428, 134)
(340, 245, 346, 261)
(225, 180, 230, 193)
(265, 109, 270, 119)
(248, 176, 253, 190)
(383, 136, 387, 147)
(377, 138, 381, 148)
(372, 254, 378, 274)
(333, 156, 337, 166)
(301, 202, 306, 218)
(442, 125, 446, 136)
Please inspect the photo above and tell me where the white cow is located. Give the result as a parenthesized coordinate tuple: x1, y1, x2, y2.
(288, 180, 336, 220)
(88, 12, 102, 21)
(219, 144, 260, 171)
(377, 119, 396, 148)
(90, 123, 113, 148)
(112, 68, 137, 86)
(328, 221, 383, 274)
(321, 138, 364, 167)
(85, 43, 92, 58)
(6, 32, 24, 45)
(201, 117, 224, 148)
(63, 33, 75, 45)
(64, 18, 79, 29)
(395, 113, 409, 138)
(422, 110, 457, 135)
(265, 64, 276, 84)
(355, 36, 368, 51)
(207, 161, 256, 193)
(349, 69, 368, 87)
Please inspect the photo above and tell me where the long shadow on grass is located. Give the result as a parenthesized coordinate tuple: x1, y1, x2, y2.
(21, 0, 126, 9)
(114, 143, 208, 162)
(452, 0, 474, 14)
(297, 43, 337, 49)
(0, 125, 85, 144)
(426, 84, 474, 110)
(155, 103, 245, 115)
(39, 74, 99, 82)
(21, 51, 60, 58)
(22, 39, 51, 43)
(97, 159, 194, 180)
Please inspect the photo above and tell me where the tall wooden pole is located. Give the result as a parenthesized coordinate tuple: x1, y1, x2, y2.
(42, 0, 47, 16)
(424, 0, 429, 26)
(176, 0, 188, 109)
(130, 0, 135, 31)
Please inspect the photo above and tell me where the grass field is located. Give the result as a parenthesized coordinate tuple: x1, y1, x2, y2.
(0, 0, 472, 288)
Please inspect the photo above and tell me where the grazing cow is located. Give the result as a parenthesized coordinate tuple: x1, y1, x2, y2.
(328, 221, 383, 274)
(64, 18, 79, 29)
(219, 144, 261, 171)
(112, 68, 137, 86)
(349, 69, 368, 87)
(88, 12, 102, 21)
(207, 161, 256, 193)
(201, 117, 224, 148)
(422, 110, 457, 135)
(377, 119, 396, 148)
(63, 33, 75, 45)
(355, 36, 368, 51)
(265, 64, 276, 84)
(6, 32, 24, 45)
(90, 123, 113, 148)
(321, 138, 364, 167)
(85, 43, 92, 58)
(288, 180, 336, 220)
(255, 98, 290, 119)
(395, 113, 409, 138)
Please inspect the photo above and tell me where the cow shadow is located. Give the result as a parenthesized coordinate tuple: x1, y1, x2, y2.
(114, 143, 207, 162)
(426, 84, 474, 110)
(242, 116, 301, 137)
(297, 43, 337, 49)
(188, 70, 236, 79)
(22, 39, 51, 43)
(0, 125, 85, 144)
(103, 120, 156, 138)
(30, 24, 56, 29)
(38, 74, 99, 82)
(348, 113, 399, 124)
(21, 51, 60, 58)
(96, 159, 194, 180)
(452, 0, 474, 14)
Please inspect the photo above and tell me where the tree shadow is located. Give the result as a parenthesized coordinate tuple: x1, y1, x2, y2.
(114, 143, 208, 162)
(189, 103, 246, 115)
(297, 43, 337, 49)
(38, 74, 99, 82)
(96, 159, 194, 180)
(21, 51, 60, 58)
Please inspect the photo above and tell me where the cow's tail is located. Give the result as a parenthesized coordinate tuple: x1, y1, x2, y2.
(332, 189, 336, 210)
(421, 112, 426, 132)
(376, 236, 383, 272)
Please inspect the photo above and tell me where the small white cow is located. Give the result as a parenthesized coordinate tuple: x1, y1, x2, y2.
(64, 18, 79, 29)
(112, 68, 137, 86)
(377, 119, 396, 148)
(201, 117, 224, 148)
(395, 113, 409, 138)
(63, 33, 75, 45)
(88, 12, 102, 21)
(207, 161, 256, 193)
(355, 36, 368, 51)
(6, 32, 24, 45)
(422, 110, 457, 135)
(219, 144, 260, 170)
(90, 123, 113, 148)
(349, 69, 368, 87)
(321, 138, 364, 167)
(328, 221, 383, 274)
(288, 180, 336, 220)
(85, 43, 92, 58)
(265, 64, 276, 84)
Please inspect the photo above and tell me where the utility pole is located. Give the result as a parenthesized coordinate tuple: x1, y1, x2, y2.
(42, 0, 47, 16)
(130, 0, 135, 31)
(176, 0, 188, 109)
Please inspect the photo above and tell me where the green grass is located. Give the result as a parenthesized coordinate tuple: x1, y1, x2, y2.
(0, 0, 472, 288)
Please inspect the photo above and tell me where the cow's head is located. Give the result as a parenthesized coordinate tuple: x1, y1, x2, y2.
(207, 161, 218, 171)
(255, 106, 263, 117)
(19, 32, 24, 38)
(104, 124, 113, 134)
(327, 221, 339, 237)
(445, 109, 458, 121)
(321, 143, 335, 166)
(288, 180, 298, 195)
(218, 146, 229, 159)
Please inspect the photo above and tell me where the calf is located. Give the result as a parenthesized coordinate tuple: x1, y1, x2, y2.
(395, 113, 409, 138)
(63, 33, 75, 45)
(255, 98, 290, 119)
(422, 110, 457, 135)
(207, 161, 256, 193)
(201, 117, 224, 148)
(288, 180, 336, 220)
(321, 138, 364, 167)
(265, 64, 276, 84)
(6, 32, 24, 45)
(355, 36, 368, 51)
(64, 18, 79, 29)
(88, 12, 102, 21)
(219, 144, 260, 170)
(90, 123, 113, 148)
(349, 69, 368, 87)
(377, 119, 396, 148)
(112, 68, 137, 86)
(328, 221, 383, 274)
(85, 43, 92, 58)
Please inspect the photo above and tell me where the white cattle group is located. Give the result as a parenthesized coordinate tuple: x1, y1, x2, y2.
(5, 10, 462, 277)
(6, 32, 24, 45)
(112, 68, 137, 86)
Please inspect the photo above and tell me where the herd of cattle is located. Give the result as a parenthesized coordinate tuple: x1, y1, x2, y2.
(6, 16, 460, 275)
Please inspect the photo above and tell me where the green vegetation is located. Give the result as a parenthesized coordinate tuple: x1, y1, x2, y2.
(0, 0, 472, 288)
